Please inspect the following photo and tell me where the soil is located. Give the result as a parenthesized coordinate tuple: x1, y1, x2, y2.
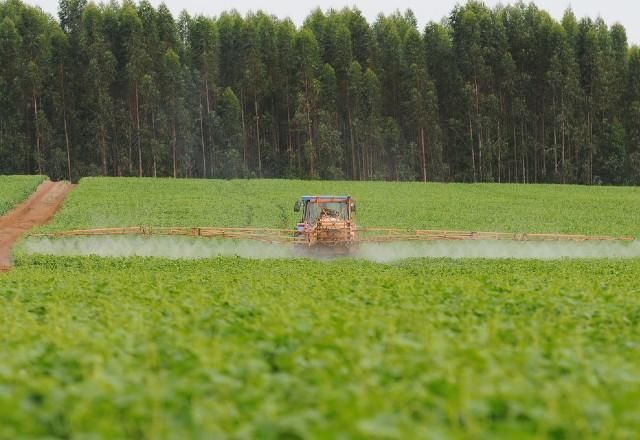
(0, 181, 73, 271)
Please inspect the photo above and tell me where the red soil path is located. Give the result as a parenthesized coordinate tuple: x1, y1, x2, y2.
(0, 181, 73, 272)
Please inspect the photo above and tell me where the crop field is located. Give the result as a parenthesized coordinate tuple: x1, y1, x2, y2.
(41, 177, 640, 236)
(0, 175, 46, 215)
(2, 255, 640, 438)
(3, 176, 640, 438)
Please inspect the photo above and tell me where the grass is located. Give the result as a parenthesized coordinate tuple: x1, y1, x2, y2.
(40, 177, 640, 237)
(0, 175, 46, 215)
(2, 255, 640, 438)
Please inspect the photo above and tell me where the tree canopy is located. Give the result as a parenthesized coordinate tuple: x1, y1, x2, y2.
(1, 0, 640, 185)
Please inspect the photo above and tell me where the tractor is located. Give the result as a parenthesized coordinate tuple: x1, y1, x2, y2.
(293, 196, 357, 248)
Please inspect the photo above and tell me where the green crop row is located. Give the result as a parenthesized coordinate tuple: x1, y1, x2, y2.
(2, 255, 640, 438)
(39, 177, 640, 237)
(0, 175, 46, 215)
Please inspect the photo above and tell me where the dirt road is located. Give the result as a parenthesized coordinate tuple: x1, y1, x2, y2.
(0, 181, 73, 271)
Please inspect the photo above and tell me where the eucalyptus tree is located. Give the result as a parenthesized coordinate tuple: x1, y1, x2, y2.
(0, 0, 639, 184)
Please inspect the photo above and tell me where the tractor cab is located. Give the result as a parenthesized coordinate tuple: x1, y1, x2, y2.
(294, 196, 356, 232)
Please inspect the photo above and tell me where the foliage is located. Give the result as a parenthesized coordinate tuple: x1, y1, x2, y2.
(39, 177, 640, 237)
(2, 1, 640, 184)
(0, 175, 45, 215)
(2, 255, 640, 438)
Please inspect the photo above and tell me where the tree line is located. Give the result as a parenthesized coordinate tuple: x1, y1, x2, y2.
(1, 0, 640, 184)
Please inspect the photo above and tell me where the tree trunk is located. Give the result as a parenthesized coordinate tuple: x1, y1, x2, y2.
(561, 91, 566, 183)
(542, 101, 547, 179)
(128, 116, 133, 176)
(360, 141, 364, 180)
(521, 120, 526, 184)
(33, 88, 42, 175)
(513, 124, 517, 183)
(588, 110, 593, 185)
(210, 119, 215, 178)
(478, 127, 483, 182)
(420, 126, 427, 183)
(204, 75, 211, 114)
(303, 75, 315, 177)
(497, 118, 501, 183)
(285, 77, 293, 169)
(287, 100, 293, 167)
(469, 110, 476, 182)
(348, 108, 357, 180)
(113, 114, 119, 176)
(306, 103, 314, 177)
(199, 102, 207, 179)
(60, 63, 72, 181)
(474, 75, 482, 182)
(297, 129, 302, 174)
(172, 119, 177, 179)
(255, 93, 262, 177)
(240, 89, 247, 172)
(199, 103, 206, 178)
(101, 123, 107, 175)
(135, 81, 142, 177)
(533, 130, 538, 183)
(203, 71, 212, 177)
(553, 93, 558, 176)
(151, 109, 157, 178)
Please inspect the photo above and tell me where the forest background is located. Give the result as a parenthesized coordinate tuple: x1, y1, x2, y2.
(1, 0, 640, 185)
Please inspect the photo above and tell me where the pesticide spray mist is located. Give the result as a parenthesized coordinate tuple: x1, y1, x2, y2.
(20, 236, 640, 262)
